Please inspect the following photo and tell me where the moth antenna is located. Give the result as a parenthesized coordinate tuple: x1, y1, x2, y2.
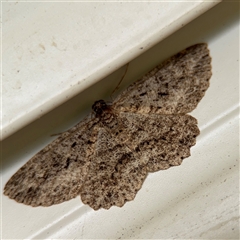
(110, 63, 129, 100)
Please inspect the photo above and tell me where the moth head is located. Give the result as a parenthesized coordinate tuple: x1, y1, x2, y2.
(92, 100, 108, 116)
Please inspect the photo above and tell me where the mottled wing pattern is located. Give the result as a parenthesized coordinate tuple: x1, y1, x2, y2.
(4, 117, 100, 206)
(79, 111, 199, 210)
(115, 112, 199, 172)
(80, 127, 148, 210)
(113, 43, 211, 114)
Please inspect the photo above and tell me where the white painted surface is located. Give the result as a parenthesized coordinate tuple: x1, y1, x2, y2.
(2, 1, 239, 239)
(2, 1, 219, 139)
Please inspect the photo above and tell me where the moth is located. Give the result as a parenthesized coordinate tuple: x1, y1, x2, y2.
(4, 43, 212, 210)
